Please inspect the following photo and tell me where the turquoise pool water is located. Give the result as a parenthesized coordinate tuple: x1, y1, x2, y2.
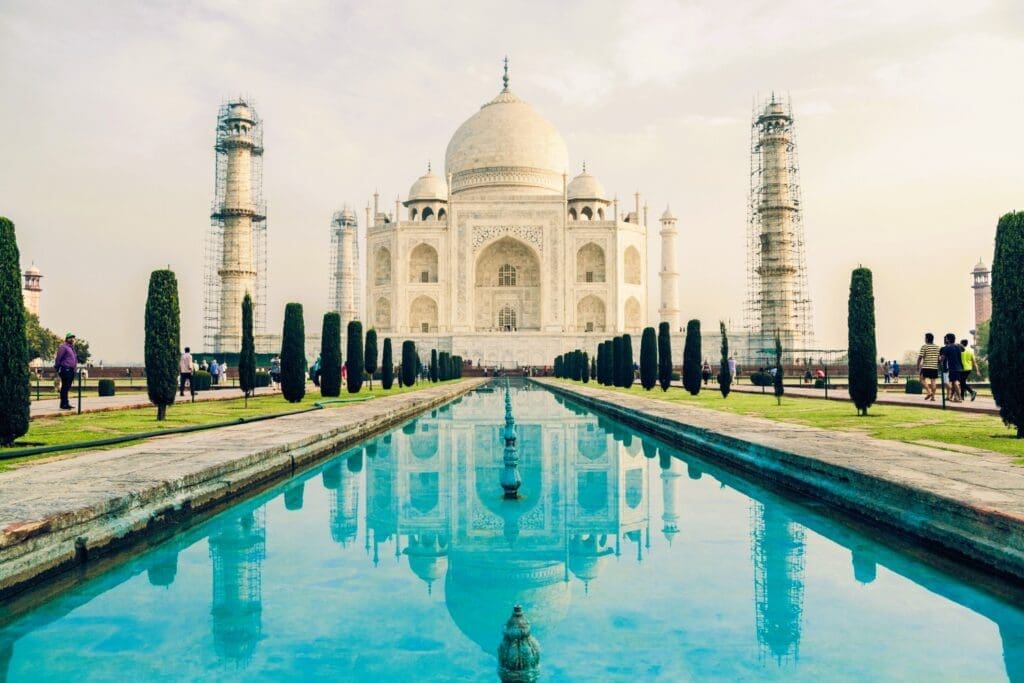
(2, 383, 1023, 681)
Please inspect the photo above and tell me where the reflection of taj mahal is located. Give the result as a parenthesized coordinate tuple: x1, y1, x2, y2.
(363, 64, 676, 367)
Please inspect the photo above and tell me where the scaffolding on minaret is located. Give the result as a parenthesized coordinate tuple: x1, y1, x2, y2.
(744, 95, 814, 355)
(203, 99, 267, 352)
(328, 206, 360, 323)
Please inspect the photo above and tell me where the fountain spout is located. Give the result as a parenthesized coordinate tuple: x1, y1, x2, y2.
(499, 379, 522, 499)
(497, 604, 540, 682)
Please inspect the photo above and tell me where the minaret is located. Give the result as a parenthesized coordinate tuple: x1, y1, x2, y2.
(971, 259, 992, 339)
(658, 207, 681, 330)
(747, 95, 813, 352)
(329, 206, 360, 323)
(207, 99, 265, 353)
(22, 264, 41, 317)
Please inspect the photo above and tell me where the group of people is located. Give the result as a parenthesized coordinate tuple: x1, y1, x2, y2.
(916, 333, 978, 402)
(177, 348, 231, 396)
(881, 360, 902, 383)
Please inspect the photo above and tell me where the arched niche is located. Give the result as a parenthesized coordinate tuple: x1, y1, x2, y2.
(624, 246, 641, 285)
(576, 243, 606, 283)
(374, 247, 392, 286)
(577, 295, 606, 333)
(409, 243, 439, 283)
(473, 237, 541, 331)
(624, 296, 642, 332)
(410, 295, 438, 333)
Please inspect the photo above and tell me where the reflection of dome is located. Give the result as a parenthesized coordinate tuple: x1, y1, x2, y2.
(408, 169, 448, 201)
(567, 170, 606, 201)
(569, 534, 613, 586)
(445, 87, 569, 196)
(445, 553, 570, 653)
(405, 533, 449, 593)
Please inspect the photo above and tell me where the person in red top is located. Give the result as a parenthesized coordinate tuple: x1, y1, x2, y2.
(54, 332, 78, 410)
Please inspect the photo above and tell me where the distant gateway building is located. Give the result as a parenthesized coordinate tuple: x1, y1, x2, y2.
(365, 66, 673, 367)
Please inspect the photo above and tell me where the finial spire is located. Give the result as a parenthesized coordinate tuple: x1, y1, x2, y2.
(427, 160, 431, 173)
(502, 55, 509, 90)
(582, 161, 587, 173)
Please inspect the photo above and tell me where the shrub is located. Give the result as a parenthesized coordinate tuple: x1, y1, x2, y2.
(0, 216, 29, 445)
(990, 211, 1024, 437)
(682, 319, 701, 395)
(381, 338, 394, 390)
(640, 326, 657, 391)
(239, 293, 257, 398)
(658, 322, 672, 392)
(750, 372, 772, 386)
(401, 341, 416, 387)
(320, 312, 342, 397)
(364, 329, 378, 389)
(255, 370, 271, 388)
(621, 334, 634, 390)
(847, 267, 878, 416)
(346, 320, 364, 394)
(193, 370, 212, 391)
(718, 321, 732, 398)
(144, 269, 180, 420)
(905, 378, 923, 394)
(280, 303, 306, 403)
(98, 379, 116, 397)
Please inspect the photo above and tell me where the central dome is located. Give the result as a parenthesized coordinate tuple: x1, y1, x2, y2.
(445, 88, 569, 196)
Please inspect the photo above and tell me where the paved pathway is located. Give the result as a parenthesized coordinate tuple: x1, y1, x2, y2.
(1, 379, 485, 597)
(539, 379, 1024, 581)
(30, 386, 279, 419)
(727, 382, 1000, 414)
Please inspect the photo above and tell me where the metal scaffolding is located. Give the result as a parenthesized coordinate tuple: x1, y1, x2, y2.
(751, 501, 805, 664)
(203, 99, 267, 352)
(745, 95, 814, 354)
(328, 206, 360, 322)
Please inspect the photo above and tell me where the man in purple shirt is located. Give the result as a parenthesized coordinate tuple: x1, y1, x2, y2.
(54, 332, 78, 410)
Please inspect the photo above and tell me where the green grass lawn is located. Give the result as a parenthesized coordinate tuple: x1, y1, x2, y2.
(1, 380, 462, 470)
(551, 379, 1024, 463)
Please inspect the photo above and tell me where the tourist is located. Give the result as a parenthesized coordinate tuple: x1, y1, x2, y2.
(310, 355, 322, 387)
(54, 332, 78, 410)
(728, 355, 737, 382)
(209, 359, 219, 385)
(200, 358, 208, 372)
(917, 333, 940, 401)
(220, 361, 229, 386)
(939, 333, 963, 402)
(701, 360, 712, 386)
(892, 360, 901, 383)
(882, 359, 891, 384)
(179, 346, 193, 397)
(959, 339, 977, 402)
(270, 356, 281, 390)
(804, 369, 813, 384)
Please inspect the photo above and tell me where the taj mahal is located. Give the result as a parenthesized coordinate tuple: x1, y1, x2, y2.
(361, 63, 680, 367)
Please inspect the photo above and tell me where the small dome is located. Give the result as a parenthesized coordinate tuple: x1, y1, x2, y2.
(661, 205, 675, 221)
(408, 170, 448, 201)
(973, 259, 988, 272)
(225, 101, 255, 123)
(567, 170, 606, 201)
(25, 263, 40, 275)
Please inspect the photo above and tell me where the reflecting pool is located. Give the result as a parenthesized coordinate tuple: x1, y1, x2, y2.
(2, 382, 1023, 681)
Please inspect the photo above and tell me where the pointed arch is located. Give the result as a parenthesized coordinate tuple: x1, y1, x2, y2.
(410, 295, 438, 333)
(624, 246, 641, 285)
(374, 247, 392, 286)
(409, 243, 439, 283)
(624, 296, 642, 332)
(576, 243, 606, 283)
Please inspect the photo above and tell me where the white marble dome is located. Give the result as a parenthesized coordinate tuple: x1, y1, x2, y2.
(408, 169, 448, 201)
(445, 88, 569, 196)
(567, 170, 606, 201)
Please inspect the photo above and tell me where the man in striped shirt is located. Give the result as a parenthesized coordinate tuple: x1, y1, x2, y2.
(917, 332, 940, 401)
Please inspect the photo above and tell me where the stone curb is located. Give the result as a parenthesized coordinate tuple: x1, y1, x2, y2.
(539, 379, 1024, 582)
(0, 380, 486, 599)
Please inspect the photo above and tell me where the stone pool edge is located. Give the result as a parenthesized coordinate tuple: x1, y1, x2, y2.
(0, 379, 487, 599)
(538, 379, 1024, 582)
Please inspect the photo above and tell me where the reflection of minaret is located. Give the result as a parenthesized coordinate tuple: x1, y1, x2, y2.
(0, 636, 13, 683)
(329, 206, 360, 323)
(147, 547, 180, 587)
(283, 480, 305, 511)
(366, 436, 397, 567)
(208, 509, 266, 663)
(851, 547, 876, 584)
(328, 458, 361, 547)
(660, 455, 683, 545)
(1000, 623, 1024, 683)
(751, 501, 805, 663)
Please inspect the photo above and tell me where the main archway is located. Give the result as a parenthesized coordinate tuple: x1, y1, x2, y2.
(473, 237, 541, 331)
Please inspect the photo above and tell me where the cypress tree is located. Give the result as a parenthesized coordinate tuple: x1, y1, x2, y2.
(320, 312, 342, 397)
(365, 329, 378, 390)
(773, 333, 784, 405)
(381, 337, 394, 390)
(571, 350, 583, 381)
(239, 293, 257, 400)
(439, 351, 450, 381)
(621, 334, 634, 389)
(847, 267, 878, 416)
(430, 349, 439, 382)
(658, 322, 672, 392)
(595, 343, 605, 384)
(682, 319, 702, 395)
(401, 341, 416, 387)
(603, 340, 614, 386)
(581, 351, 590, 383)
(590, 355, 596, 380)
(718, 321, 732, 398)
(280, 303, 306, 403)
(144, 269, 180, 420)
(0, 217, 29, 445)
(554, 355, 562, 378)
(613, 337, 624, 387)
(346, 320, 364, 393)
(640, 326, 657, 391)
(991, 211, 1024, 437)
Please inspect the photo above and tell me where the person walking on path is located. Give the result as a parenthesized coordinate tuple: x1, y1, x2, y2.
(701, 360, 712, 386)
(270, 356, 281, 390)
(54, 333, 78, 410)
(179, 346, 194, 397)
(892, 360, 901, 383)
(209, 359, 219, 386)
(959, 339, 978, 402)
(917, 333, 940, 401)
(940, 333, 963, 402)
(220, 361, 229, 386)
(727, 356, 737, 383)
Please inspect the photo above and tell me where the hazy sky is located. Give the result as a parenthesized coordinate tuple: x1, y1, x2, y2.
(1, 0, 1021, 363)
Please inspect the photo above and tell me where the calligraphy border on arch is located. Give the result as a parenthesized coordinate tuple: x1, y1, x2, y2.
(471, 225, 544, 255)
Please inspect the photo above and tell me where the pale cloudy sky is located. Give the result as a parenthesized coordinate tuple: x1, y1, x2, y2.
(1, 0, 1021, 363)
